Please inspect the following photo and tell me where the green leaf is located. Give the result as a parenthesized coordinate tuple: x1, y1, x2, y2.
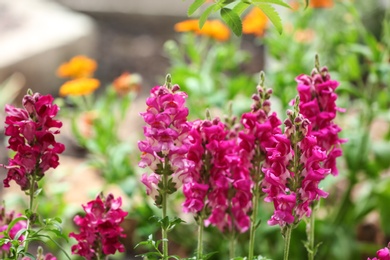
(253, 3, 283, 34)
(220, 8, 242, 36)
(252, 0, 291, 8)
(188, 0, 207, 16)
(199, 4, 216, 28)
(232, 1, 251, 15)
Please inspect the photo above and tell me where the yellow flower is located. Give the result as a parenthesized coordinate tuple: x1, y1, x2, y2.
(310, 0, 333, 8)
(57, 55, 97, 79)
(174, 19, 230, 42)
(242, 7, 268, 37)
(59, 78, 100, 96)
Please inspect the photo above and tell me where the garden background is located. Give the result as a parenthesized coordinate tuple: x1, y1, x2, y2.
(0, 0, 390, 259)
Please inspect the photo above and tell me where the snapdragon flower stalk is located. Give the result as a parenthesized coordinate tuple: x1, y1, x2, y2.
(139, 75, 191, 259)
(236, 73, 282, 260)
(296, 56, 345, 260)
(1, 90, 64, 257)
(262, 97, 331, 260)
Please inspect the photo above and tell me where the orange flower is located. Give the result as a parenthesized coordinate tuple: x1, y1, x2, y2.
(174, 19, 200, 33)
(113, 72, 142, 96)
(310, 0, 333, 8)
(59, 78, 100, 96)
(198, 20, 230, 41)
(174, 19, 230, 41)
(242, 7, 268, 37)
(57, 55, 97, 79)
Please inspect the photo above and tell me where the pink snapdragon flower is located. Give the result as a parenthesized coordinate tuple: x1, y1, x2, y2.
(138, 83, 192, 205)
(69, 193, 128, 259)
(184, 118, 252, 233)
(1, 91, 65, 191)
(368, 243, 390, 260)
(296, 66, 345, 175)
(262, 108, 330, 227)
(0, 205, 27, 253)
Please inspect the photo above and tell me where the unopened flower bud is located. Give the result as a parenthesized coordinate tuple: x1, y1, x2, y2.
(171, 84, 180, 92)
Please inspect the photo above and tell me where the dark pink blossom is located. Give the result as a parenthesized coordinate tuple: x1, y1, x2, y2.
(262, 110, 330, 227)
(296, 66, 345, 175)
(69, 193, 128, 259)
(138, 84, 192, 204)
(1, 92, 65, 191)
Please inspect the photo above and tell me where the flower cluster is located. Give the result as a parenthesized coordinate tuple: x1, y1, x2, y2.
(184, 118, 251, 233)
(138, 83, 192, 205)
(296, 66, 345, 175)
(57, 55, 100, 96)
(69, 193, 128, 259)
(2, 92, 65, 191)
(0, 205, 27, 253)
(262, 107, 330, 227)
(368, 242, 390, 260)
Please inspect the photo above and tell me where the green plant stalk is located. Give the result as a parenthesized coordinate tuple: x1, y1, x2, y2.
(229, 232, 236, 260)
(248, 184, 260, 260)
(24, 170, 38, 255)
(162, 171, 169, 260)
(197, 217, 204, 260)
(283, 226, 292, 260)
(307, 205, 315, 260)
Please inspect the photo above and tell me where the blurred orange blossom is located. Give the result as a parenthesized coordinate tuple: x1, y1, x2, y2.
(174, 19, 230, 41)
(57, 55, 97, 79)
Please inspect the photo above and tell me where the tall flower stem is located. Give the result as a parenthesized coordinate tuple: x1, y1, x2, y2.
(283, 226, 292, 260)
(229, 232, 236, 260)
(196, 217, 204, 260)
(307, 204, 316, 260)
(161, 169, 169, 260)
(248, 183, 260, 260)
(24, 172, 38, 254)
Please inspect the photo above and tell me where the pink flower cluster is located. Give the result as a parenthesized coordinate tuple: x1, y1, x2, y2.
(138, 85, 192, 202)
(262, 112, 330, 227)
(69, 193, 128, 259)
(183, 118, 252, 233)
(296, 66, 345, 175)
(2, 92, 65, 191)
(0, 205, 27, 253)
(368, 243, 390, 260)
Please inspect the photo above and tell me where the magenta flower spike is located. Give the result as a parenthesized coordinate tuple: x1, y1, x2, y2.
(1, 91, 65, 191)
(138, 77, 192, 206)
(295, 64, 346, 175)
(69, 193, 128, 260)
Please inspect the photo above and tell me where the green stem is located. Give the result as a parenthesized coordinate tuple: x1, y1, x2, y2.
(24, 172, 37, 254)
(197, 217, 204, 260)
(307, 205, 316, 260)
(162, 171, 169, 260)
(283, 226, 292, 260)
(248, 184, 259, 260)
(229, 233, 236, 260)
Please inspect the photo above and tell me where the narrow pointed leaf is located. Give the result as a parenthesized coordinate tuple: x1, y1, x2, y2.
(220, 8, 242, 36)
(252, 0, 291, 8)
(199, 4, 216, 28)
(188, 0, 207, 16)
(232, 1, 251, 15)
(253, 3, 283, 34)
